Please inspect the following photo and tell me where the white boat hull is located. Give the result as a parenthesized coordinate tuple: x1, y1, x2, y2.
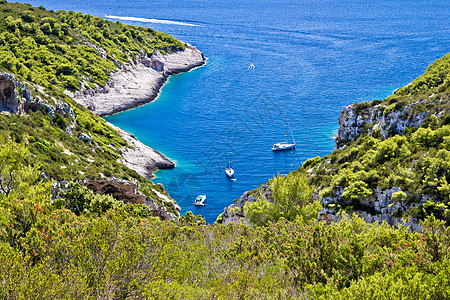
(226, 167, 234, 177)
(194, 195, 206, 206)
(272, 143, 296, 151)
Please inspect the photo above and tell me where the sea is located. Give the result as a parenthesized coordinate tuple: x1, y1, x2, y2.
(22, 0, 450, 223)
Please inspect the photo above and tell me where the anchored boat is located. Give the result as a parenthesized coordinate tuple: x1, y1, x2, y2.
(272, 113, 296, 151)
(225, 144, 234, 178)
(194, 195, 206, 206)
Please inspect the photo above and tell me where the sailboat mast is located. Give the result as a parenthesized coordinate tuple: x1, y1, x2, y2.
(286, 113, 296, 145)
(290, 122, 296, 145)
(285, 113, 288, 144)
(228, 144, 232, 167)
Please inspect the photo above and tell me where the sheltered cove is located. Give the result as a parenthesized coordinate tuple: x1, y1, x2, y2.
(70, 46, 205, 178)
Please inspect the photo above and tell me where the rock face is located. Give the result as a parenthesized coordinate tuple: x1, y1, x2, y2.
(0, 72, 75, 120)
(335, 101, 429, 150)
(0, 73, 25, 114)
(324, 99, 436, 231)
(70, 45, 205, 117)
(83, 179, 145, 204)
(218, 185, 273, 225)
(81, 179, 178, 220)
(320, 187, 424, 232)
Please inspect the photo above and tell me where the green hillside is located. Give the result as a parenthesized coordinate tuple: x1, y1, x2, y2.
(2, 171, 450, 298)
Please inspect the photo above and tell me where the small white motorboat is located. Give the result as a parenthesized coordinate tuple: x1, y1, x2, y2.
(194, 195, 206, 206)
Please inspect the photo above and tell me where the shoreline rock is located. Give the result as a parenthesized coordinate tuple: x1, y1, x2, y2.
(107, 122, 174, 179)
(69, 45, 205, 117)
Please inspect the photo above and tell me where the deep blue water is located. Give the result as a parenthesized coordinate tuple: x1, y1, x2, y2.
(23, 0, 450, 223)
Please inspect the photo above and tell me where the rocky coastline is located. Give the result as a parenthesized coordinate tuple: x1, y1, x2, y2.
(69, 45, 205, 117)
(1, 45, 205, 180)
(107, 122, 175, 178)
(69, 45, 205, 177)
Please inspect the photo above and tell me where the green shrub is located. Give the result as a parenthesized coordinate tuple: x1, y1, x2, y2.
(302, 156, 321, 169)
(60, 181, 123, 215)
(342, 180, 373, 201)
(21, 11, 35, 23)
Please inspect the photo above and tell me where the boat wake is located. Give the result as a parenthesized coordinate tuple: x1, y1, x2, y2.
(104, 14, 198, 27)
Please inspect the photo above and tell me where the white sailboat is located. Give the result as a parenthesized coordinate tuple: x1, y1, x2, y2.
(272, 113, 296, 151)
(225, 144, 234, 178)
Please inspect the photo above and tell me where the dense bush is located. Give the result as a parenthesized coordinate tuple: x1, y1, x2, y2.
(244, 172, 319, 227)
(1, 155, 450, 298)
(1, 2, 450, 298)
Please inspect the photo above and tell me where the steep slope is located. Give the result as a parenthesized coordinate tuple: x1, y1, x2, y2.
(335, 53, 450, 149)
(0, 1, 205, 219)
(305, 53, 450, 228)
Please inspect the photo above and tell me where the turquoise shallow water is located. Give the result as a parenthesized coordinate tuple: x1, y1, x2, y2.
(23, 0, 450, 223)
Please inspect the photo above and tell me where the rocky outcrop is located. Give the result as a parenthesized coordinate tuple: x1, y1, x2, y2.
(70, 45, 205, 117)
(328, 99, 439, 230)
(107, 122, 174, 178)
(218, 185, 273, 225)
(83, 179, 145, 204)
(335, 101, 429, 150)
(82, 179, 179, 220)
(0, 72, 75, 120)
(320, 187, 425, 232)
(0, 73, 26, 114)
(52, 179, 179, 220)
